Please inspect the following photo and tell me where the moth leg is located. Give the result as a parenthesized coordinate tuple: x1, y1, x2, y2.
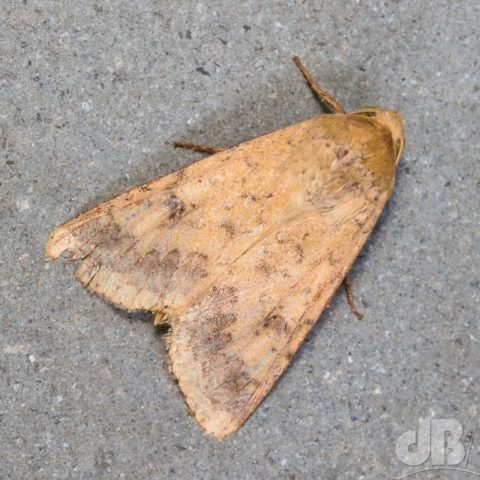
(343, 275, 364, 321)
(292, 56, 346, 114)
(173, 141, 225, 154)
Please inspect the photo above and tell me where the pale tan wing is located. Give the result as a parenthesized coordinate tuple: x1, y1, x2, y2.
(168, 128, 395, 438)
(45, 117, 318, 312)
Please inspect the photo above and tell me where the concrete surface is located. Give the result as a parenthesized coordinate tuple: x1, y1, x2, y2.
(1, 1, 479, 479)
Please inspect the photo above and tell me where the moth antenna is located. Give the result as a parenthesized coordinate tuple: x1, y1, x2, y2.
(292, 56, 346, 114)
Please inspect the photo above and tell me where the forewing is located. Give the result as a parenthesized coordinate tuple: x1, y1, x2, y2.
(45, 117, 333, 312)
(169, 171, 390, 438)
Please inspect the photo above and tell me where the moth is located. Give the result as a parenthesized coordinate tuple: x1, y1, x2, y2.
(45, 57, 404, 439)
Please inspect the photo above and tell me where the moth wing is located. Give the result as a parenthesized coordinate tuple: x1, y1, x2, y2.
(167, 114, 396, 438)
(45, 126, 302, 312)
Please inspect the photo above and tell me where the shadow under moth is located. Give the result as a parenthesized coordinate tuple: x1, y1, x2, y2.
(45, 57, 405, 439)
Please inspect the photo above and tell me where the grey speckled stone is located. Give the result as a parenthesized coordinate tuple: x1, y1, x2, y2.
(1, 1, 479, 479)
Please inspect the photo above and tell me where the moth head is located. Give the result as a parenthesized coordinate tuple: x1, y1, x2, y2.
(353, 107, 405, 166)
